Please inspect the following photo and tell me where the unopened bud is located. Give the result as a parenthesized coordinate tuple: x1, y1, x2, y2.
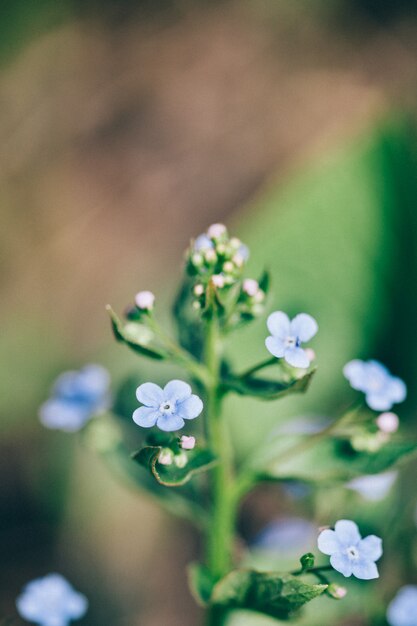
(376, 412, 399, 434)
(191, 253, 204, 267)
(217, 243, 227, 255)
(180, 435, 196, 450)
(223, 261, 234, 274)
(207, 223, 227, 239)
(229, 237, 241, 250)
(242, 278, 259, 297)
(193, 284, 204, 297)
(327, 584, 347, 599)
(212, 274, 225, 288)
(135, 290, 155, 310)
(158, 448, 174, 466)
(174, 451, 188, 468)
(205, 249, 217, 263)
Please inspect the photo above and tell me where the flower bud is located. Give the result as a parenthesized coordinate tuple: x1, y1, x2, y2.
(327, 584, 347, 599)
(158, 448, 174, 466)
(376, 412, 399, 434)
(305, 348, 316, 362)
(205, 249, 217, 263)
(212, 274, 225, 288)
(193, 284, 204, 297)
(135, 290, 155, 310)
(174, 451, 188, 468)
(223, 261, 234, 274)
(207, 223, 227, 239)
(217, 243, 227, 255)
(242, 278, 259, 297)
(191, 253, 204, 267)
(180, 435, 196, 450)
(229, 237, 242, 250)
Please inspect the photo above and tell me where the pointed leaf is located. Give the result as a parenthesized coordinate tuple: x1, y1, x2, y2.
(107, 305, 168, 360)
(132, 445, 217, 487)
(224, 368, 315, 400)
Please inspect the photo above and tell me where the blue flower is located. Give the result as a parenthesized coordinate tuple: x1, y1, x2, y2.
(343, 359, 406, 411)
(253, 517, 316, 556)
(265, 311, 318, 368)
(318, 519, 382, 580)
(346, 471, 397, 502)
(133, 379, 203, 432)
(39, 365, 110, 432)
(16, 573, 88, 626)
(387, 586, 417, 626)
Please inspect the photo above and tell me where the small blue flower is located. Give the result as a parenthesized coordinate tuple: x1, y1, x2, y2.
(387, 585, 417, 626)
(346, 471, 397, 502)
(39, 365, 110, 432)
(265, 311, 318, 368)
(133, 379, 203, 432)
(343, 359, 406, 411)
(318, 519, 382, 580)
(16, 573, 88, 626)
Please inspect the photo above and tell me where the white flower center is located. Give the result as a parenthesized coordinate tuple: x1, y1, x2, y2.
(159, 401, 175, 415)
(346, 545, 360, 560)
(285, 335, 299, 349)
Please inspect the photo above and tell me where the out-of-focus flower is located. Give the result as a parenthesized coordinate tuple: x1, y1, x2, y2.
(173, 451, 188, 468)
(327, 584, 348, 599)
(16, 573, 87, 626)
(180, 435, 196, 450)
(135, 290, 155, 310)
(158, 449, 174, 465)
(343, 360, 406, 411)
(253, 517, 316, 555)
(207, 223, 227, 239)
(346, 472, 397, 501)
(376, 412, 400, 433)
(39, 365, 110, 432)
(242, 279, 259, 297)
(318, 519, 382, 580)
(133, 380, 203, 432)
(387, 585, 417, 626)
(212, 274, 225, 288)
(265, 312, 318, 368)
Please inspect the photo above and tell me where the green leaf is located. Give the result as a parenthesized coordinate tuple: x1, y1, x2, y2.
(223, 367, 316, 401)
(210, 569, 327, 620)
(258, 269, 271, 294)
(263, 436, 417, 483)
(187, 563, 216, 607)
(172, 277, 204, 359)
(132, 444, 218, 487)
(106, 305, 168, 360)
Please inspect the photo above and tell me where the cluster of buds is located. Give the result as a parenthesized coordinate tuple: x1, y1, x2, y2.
(186, 224, 249, 297)
(350, 412, 399, 453)
(157, 435, 196, 467)
(237, 278, 266, 318)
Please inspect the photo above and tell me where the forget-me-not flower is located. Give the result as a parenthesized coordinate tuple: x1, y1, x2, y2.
(318, 519, 382, 580)
(387, 586, 417, 626)
(265, 311, 318, 368)
(16, 573, 88, 626)
(133, 379, 203, 432)
(346, 471, 397, 502)
(343, 359, 406, 411)
(39, 365, 110, 432)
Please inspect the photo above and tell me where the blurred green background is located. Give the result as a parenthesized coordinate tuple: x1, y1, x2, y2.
(1, 1, 417, 624)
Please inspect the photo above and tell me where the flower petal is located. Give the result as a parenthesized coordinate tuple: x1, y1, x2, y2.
(358, 535, 383, 561)
(39, 399, 88, 432)
(343, 360, 367, 391)
(132, 406, 159, 428)
(136, 383, 164, 407)
(67, 592, 88, 618)
(176, 394, 203, 420)
(290, 313, 318, 342)
(365, 391, 394, 412)
(284, 347, 310, 368)
(334, 520, 361, 546)
(318, 529, 340, 555)
(388, 377, 407, 404)
(194, 234, 214, 251)
(387, 586, 417, 626)
(164, 379, 192, 403)
(156, 413, 185, 432)
(267, 311, 290, 338)
(330, 553, 353, 577)
(351, 558, 379, 580)
(265, 336, 286, 358)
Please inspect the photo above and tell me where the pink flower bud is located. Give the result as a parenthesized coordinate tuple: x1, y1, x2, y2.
(243, 279, 259, 297)
(207, 223, 227, 239)
(212, 274, 225, 288)
(180, 435, 196, 450)
(135, 290, 155, 310)
(305, 348, 316, 362)
(158, 449, 173, 465)
(376, 412, 399, 434)
(193, 284, 204, 296)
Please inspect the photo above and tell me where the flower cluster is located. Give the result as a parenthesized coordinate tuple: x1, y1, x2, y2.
(39, 365, 110, 432)
(16, 574, 87, 626)
(318, 519, 382, 580)
(133, 379, 203, 432)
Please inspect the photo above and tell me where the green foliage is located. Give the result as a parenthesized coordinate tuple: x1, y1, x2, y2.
(132, 443, 217, 487)
(187, 563, 217, 607)
(107, 306, 168, 360)
(209, 569, 327, 620)
(223, 367, 315, 401)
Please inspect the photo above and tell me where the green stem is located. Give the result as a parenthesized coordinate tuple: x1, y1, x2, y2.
(204, 316, 236, 626)
(239, 356, 277, 378)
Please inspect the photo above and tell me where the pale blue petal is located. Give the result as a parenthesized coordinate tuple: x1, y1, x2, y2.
(176, 394, 203, 419)
(39, 399, 87, 432)
(365, 391, 394, 411)
(358, 535, 383, 561)
(343, 360, 368, 391)
(330, 553, 353, 577)
(44, 617, 67, 626)
(351, 558, 379, 580)
(77, 365, 110, 396)
(132, 406, 159, 428)
(237, 243, 250, 261)
(164, 379, 192, 402)
(136, 383, 164, 407)
(66, 592, 88, 618)
(194, 234, 213, 251)
(156, 413, 185, 432)
(317, 529, 340, 555)
(347, 472, 397, 501)
(334, 520, 361, 546)
(389, 377, 407, 404)
(387, 586, 417, 626)
(284, 347, 310, 368)
(290, 313, 318, 342)
(265, 336, 285, 358)
(267, 311, 290, 338)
